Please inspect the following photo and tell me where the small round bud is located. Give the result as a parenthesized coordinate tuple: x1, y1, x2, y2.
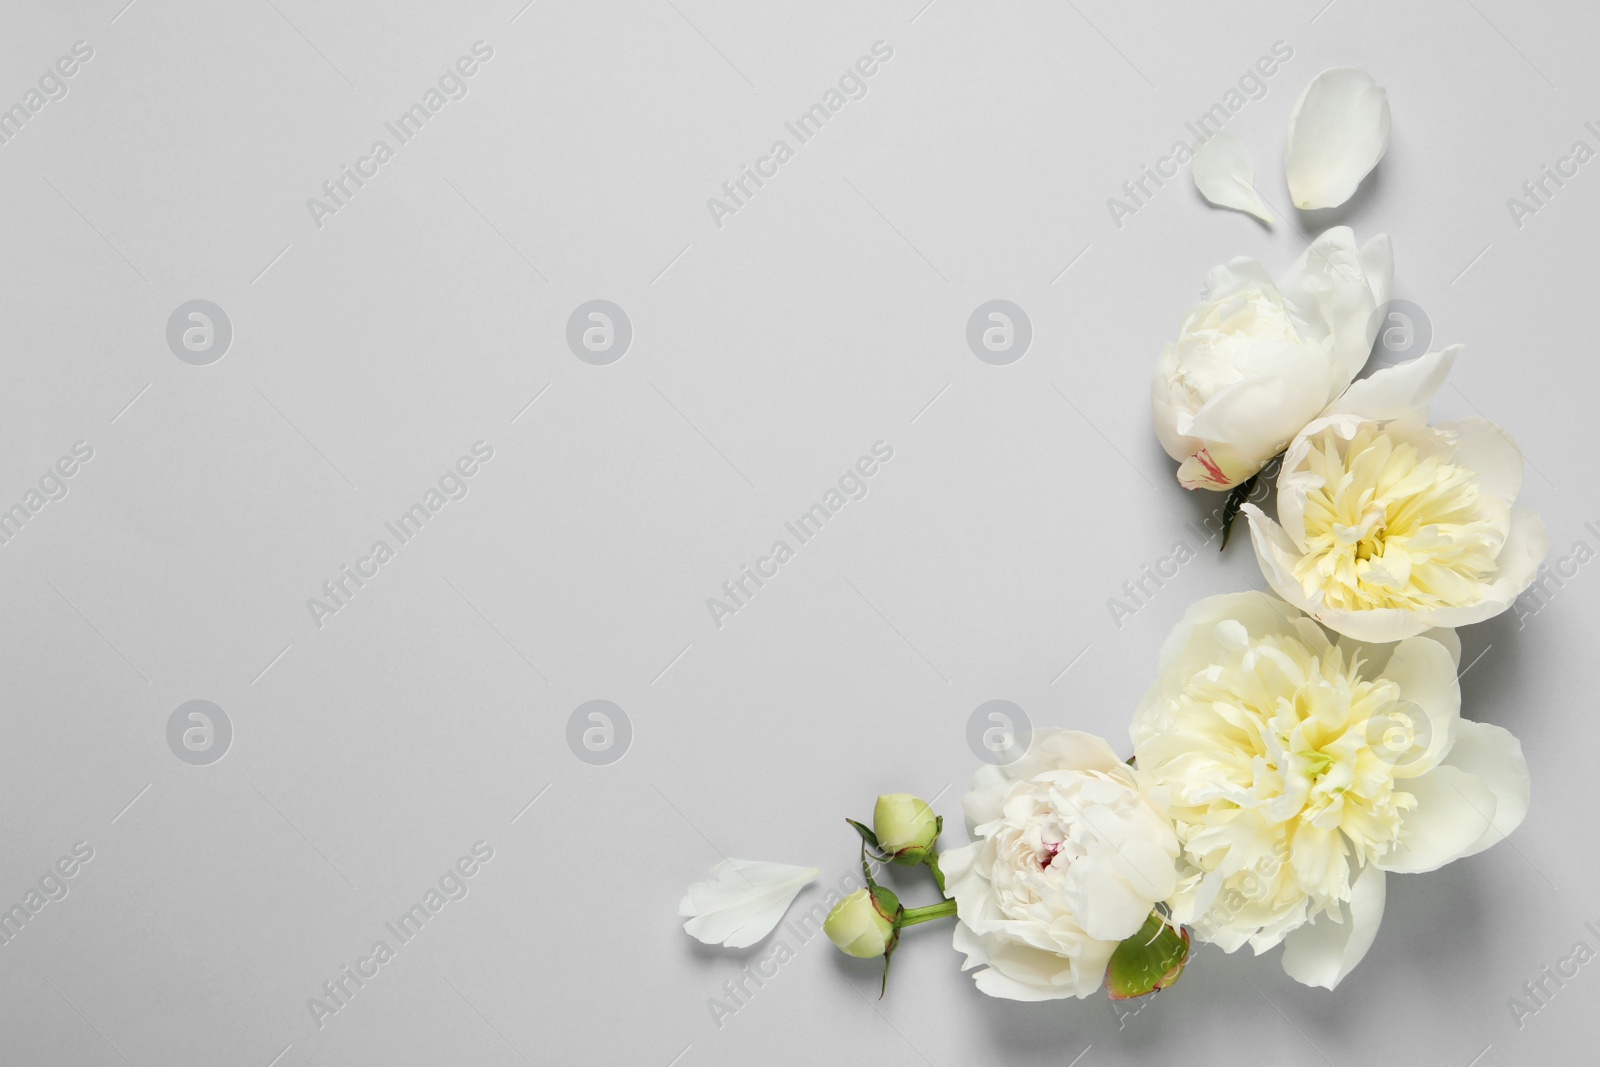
(873, 793, 939, 864)
(824, 888, 898, 959)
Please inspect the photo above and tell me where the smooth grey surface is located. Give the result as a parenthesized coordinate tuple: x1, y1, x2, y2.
(1, 1, 1595, 1064)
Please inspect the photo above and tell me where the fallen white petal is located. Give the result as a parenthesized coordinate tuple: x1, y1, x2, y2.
(1192, 130, 1276, 224)
(1285, 67, 1391, 210)
(679, 859, 819, 948)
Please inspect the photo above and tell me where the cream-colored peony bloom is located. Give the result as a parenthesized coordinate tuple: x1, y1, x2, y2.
(1131, 592, 1530, 989)
(942, 730, 1181, 1001)
(1243, 347, 1548, 642)
(1153, 226, 1392, 491)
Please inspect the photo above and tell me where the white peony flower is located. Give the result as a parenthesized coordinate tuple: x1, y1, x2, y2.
(1131, 591, 1530, 989)
(1243, 347, 1549, 642)
(941, 730, 1181, 1001)
(1285, 67, 1391, 210)
(1153, 226, 1393, 491)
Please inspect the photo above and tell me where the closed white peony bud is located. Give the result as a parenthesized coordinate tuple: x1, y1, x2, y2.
(873, 793, 939, 862)
(824, 888, 899, 959)
(1152, 226, 1392, 491)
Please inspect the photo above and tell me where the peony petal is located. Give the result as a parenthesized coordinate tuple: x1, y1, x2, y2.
(1325, 346, 1459, 423)
(959, 926, 1114, 1001)
(1192, 130, 1277, 224)
(1378, 766, 1498, 874)
(1307, 604, 1431, 644)
(1183, 357, 1331, 472)
(1240, 502, 1441, 643)
(1005, 729, 1123, 784)
(1277, 226, 1390, 390)
(1412, 507, 1549, 632)
(1201, 256, 1281, 300)
(1336, 626, 1460, 676)
(1437, 720, 1530, 860)
(1437, 416, 1526, 505)
(1372, 636, 1460, 778)
(1359, 233, 1395, 311)
(1280, 863, 1386, 989)
(961, 764, 1014, 831)
(679, 859, 819, 947)
(1240, 505, 1324, 618)
(1285, 67, 1391, 210)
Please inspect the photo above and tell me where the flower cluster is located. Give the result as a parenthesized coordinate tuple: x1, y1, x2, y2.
(683, 62, 1543, 1011)
(813, 63, 1539, 1004)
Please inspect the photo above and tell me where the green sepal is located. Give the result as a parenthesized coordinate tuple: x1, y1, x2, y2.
(1105, 911, 1190, 1000)
(871, 884, 904, 999)
(869, 884, 902, 920)
(846, 818, 882, 853)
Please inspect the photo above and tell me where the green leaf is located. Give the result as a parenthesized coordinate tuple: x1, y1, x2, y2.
(847, 818, 885, 855)
(1218, 473, 1259, 551)
(1105, 912, 1190, 1000)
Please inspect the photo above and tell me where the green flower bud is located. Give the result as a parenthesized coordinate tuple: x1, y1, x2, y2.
(873, 793, 940, 864)
(824, 888, 899, 959)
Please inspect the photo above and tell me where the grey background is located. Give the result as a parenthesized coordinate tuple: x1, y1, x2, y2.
(0, 0, 1593, 1064)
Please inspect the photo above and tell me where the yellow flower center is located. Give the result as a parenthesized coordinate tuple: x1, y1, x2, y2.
(1293, 425, 1501, 612)
(1140, 632, 1429, 934)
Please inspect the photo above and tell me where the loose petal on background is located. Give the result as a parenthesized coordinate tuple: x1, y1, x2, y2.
(679, 859, 819, 947)
(1285, 67, 1391, 209)
(1192, 130, 1277, 224)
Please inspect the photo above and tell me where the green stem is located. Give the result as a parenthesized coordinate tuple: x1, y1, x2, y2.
(925, 852, 947, 893)
(898, 900, 958, 927)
